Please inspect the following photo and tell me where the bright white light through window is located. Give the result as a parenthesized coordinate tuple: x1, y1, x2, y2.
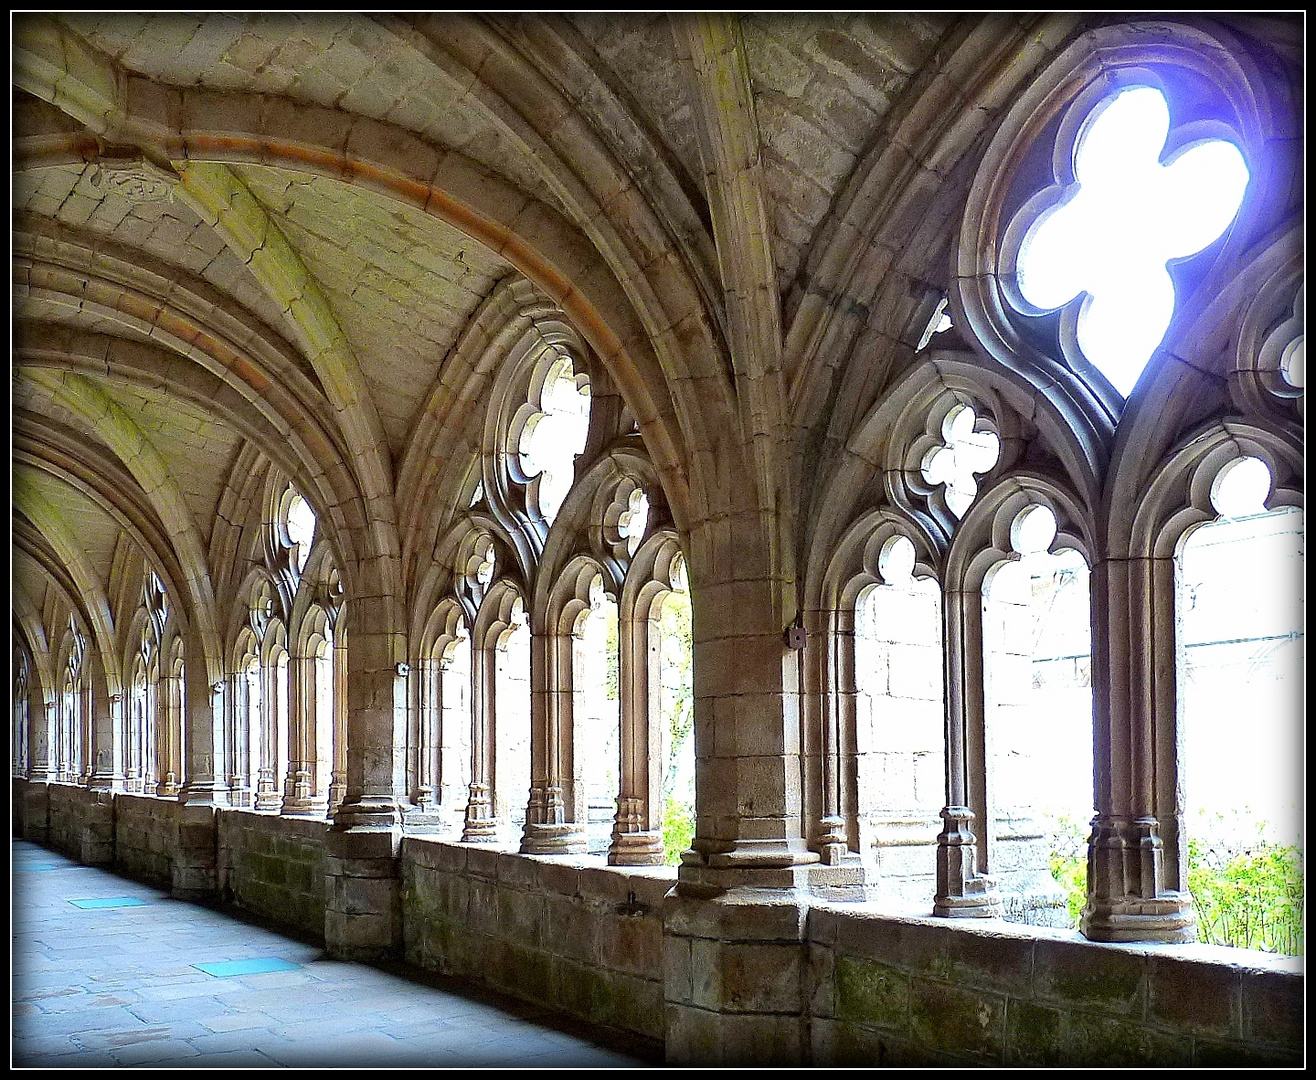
(920, 404, 1001, 518)
(1010, 504, 1058, 557)
(619, 489, 650, 557)
(1209, 455, 1271, 519)
(519, 356, 591, 526)
(1281, 336, 1304, 389)
(287, 492, 316, 572)
(878, 534, 916, 587)
(1015, 86, 1249, 397)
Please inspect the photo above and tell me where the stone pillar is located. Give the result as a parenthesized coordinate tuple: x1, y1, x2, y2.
(1083, 556, 1194, 942)
(156, 664, 182, 797)
(281, 651, 321, 815)
(254, 656, 282, 811)
(327, 594, 407, 960)
(663, 533, 844, 1065)
(88, 681, 125, 791)
(934, 583, 1002, 917)
(27, 691, 56, 784)
(608, 602, 665, 865)
(523, 625, 586, 853)
(461, 644, 498, 841)
(175, 633, 227, 898)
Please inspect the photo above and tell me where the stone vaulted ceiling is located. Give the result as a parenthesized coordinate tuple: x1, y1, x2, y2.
(13, 13, 1301, 680)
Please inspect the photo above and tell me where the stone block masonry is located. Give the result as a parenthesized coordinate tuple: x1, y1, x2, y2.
(11, 778, 1303, 1065)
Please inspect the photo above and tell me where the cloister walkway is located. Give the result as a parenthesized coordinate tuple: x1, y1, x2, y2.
(11, 840, 647, 1068)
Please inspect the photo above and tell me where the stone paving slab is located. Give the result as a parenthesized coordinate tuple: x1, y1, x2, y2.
(11, 839, 650, 1068)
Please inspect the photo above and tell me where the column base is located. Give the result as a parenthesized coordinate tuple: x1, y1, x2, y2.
(333, 796, 404, 830)
(1082, 893, 1196, 943)
(521, 821, 588, 854)
(934, 876, 1004, 918)
(608, 829, 666, 866)
(460, 816, 501, 843)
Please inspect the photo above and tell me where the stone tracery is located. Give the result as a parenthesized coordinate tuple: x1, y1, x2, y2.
(10, 13, 1302, 1067)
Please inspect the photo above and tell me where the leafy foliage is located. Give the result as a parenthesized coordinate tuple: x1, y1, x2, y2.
(1049, 817, 1305, 956)
(1189, 836, 1304, 955)
(658, 590, 694, 864)
(663, 795, 695, 867)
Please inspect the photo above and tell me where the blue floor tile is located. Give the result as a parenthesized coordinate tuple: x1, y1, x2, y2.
(69, 897, 148, 909)
(194, 957, 301, 978)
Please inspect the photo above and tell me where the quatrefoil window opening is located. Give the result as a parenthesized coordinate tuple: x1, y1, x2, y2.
(1012, 85, 1250, 398)
(285, 491, 316, 573)
(518, 354, 591, 527)
(920, 404, 1001, 519)
(618, 489, 651, 557)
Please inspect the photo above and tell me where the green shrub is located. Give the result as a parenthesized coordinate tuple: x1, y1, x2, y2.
(1188, 837, 1304, 955)
(662, 796, 694, 866)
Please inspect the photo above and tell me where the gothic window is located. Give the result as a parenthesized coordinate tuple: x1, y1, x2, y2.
(1006, 84, 1250, 398)
(574, 575, 620, 855)
(853, 535, 945, 907)
(60, 622, 86, 784)
(980, 504, 1093, 927)
(419, 603, 473, 831)
(14, 650, 30, 777)
(655, 557, 694, 865)
(511, 353, 591, 527)
(1175, 455, 1304, 953)
(493, 598, 531, 831)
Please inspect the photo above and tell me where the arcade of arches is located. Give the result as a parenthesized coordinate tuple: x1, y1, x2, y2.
(10, 13, 1303, 1066)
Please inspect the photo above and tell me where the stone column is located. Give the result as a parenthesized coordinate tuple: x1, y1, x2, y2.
(326, 595, 407, 960)
(814, 605, 849, 864)
(156, 664, 182, 796)
(461, 644, 498, 841)
(281, 651, 321, 814)
(523, 625, 586, 853)
(608, 603, 664, 864)
(22, 688, 56, 844)
(87, 650, 125, 791)
(934, 583, 1002, 917)
(175, 631, 226, 900)
(663, 521, 843, 1065)
(1083, 556, 1194, 942)
(329, 630, 348, 811)
(27, 691, 56, 783)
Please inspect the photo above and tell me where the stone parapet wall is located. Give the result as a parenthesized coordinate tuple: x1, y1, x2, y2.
(807, 904, 1303, 1066)
(401, 837, 670, 1056)
(9, 779, 1301, 1065)
(217, 810, 328, 941)
(112, 792, 177, 889)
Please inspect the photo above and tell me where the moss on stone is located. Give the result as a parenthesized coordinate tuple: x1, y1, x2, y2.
(834, 954, 909, 1032)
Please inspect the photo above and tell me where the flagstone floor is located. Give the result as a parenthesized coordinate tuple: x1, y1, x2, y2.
(11, 840, 649, 1067)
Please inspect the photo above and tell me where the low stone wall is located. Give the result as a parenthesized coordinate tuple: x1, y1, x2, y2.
(402, 837, 670, 1057)
(10, 779, 1302, 1065)
(217, 810, 328, 941)
(113, 792, 177, 889)
(807, 904, 1303, 1066)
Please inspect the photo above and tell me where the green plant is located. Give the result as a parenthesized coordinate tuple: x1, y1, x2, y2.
(662, 795, 694, 866)
(1048, 816, 1089, 928)
(1188, 836, 1304, 955)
